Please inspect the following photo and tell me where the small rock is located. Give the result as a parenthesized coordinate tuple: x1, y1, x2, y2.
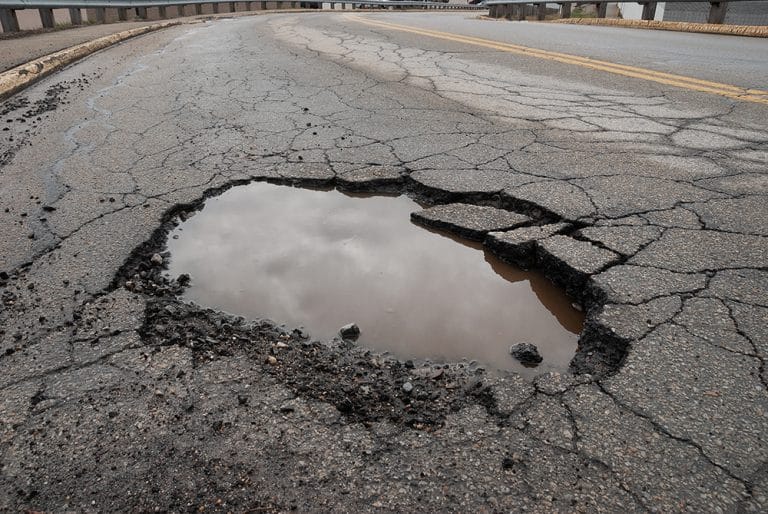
(509, 342, 543, 365)
(266, 355, 277, 366)
(339, 323, 360, 341)
(402, 382, 414, 394)
(150, 253, 163, 265)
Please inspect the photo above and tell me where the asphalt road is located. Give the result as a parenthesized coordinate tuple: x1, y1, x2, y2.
(366, 14, 768, 88)
(1, 12, 767, 512)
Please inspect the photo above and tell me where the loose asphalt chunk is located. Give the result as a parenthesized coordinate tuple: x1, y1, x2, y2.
(536, 235, 620, 300)
(484, 222, 570, 269)
(336, 165, 405, 191)
(276, 162, 335, 186)
(410, 169, 536, 203)
(411, 203, 531, 241)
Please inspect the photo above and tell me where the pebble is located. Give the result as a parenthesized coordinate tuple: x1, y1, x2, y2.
(150, 253, 163, 265)
(266, 355, 278, 365)
(402, 382, 414, 394)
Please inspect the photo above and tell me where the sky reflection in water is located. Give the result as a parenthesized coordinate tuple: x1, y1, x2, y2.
(166, 182, 584, 375)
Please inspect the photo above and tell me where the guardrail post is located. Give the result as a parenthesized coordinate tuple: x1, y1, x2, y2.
(708, 1, 727, 23)
(596, 2, 606, 18)
(518, 4, 526, 20)
(229, 2, 236, 11)
(560, 2, 571, 18)
(95, 7, 106, 23)
(158, 5, 168, 17)
(38, 8, 55, 28)
(212, 3, 220, 12)
(536, 2, 545, 19)
(195, 4, 202, 14)
(1, 8, 19, 32)
(640, 2, 656, 20)
(69, 7, 83, 24)
(117, 7, 128, 20)
(137, 7, 148, 18)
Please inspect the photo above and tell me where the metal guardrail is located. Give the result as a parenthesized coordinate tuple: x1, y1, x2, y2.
(0, 0, 484, 33)
(485, 0, 762, 24)
(1, 0, 479, 5)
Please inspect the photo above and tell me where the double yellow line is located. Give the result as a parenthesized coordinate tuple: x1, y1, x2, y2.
(346, 15, 768, 105)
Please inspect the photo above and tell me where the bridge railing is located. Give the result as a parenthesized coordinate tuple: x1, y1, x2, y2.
(485, 0, 760, 25)
(0, 0, 485, 32)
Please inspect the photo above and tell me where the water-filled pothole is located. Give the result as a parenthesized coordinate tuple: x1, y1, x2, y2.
(165, 182, 583, 375)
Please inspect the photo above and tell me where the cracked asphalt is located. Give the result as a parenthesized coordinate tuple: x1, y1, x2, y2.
(1, 12, 767, 512)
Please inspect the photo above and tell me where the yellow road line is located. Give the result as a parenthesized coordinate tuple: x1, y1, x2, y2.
(345, 14, 768, 105)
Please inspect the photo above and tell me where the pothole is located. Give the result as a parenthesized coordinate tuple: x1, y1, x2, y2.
(164, 181, 583, 376)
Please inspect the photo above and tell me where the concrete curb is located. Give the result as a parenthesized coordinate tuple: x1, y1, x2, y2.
(0, 22, 181, 101)
(547, 18, 768, 38)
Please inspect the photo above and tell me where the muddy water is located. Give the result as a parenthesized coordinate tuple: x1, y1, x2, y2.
(166, 182, 584, 375)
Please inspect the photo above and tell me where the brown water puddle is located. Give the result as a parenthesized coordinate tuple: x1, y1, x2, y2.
(166, 182, 584, 376)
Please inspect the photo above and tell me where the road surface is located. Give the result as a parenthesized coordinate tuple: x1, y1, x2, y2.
(1, 12, 767, 512)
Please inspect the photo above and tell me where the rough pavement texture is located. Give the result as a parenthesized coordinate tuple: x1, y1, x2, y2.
(0, 12, 767, 512)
